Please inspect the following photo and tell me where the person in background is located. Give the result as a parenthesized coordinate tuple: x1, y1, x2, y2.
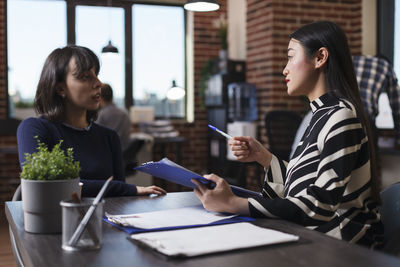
(97, 83, 131, 151)
(353, 55, 400, 150)
(192, 21, 384, 248)
(17, 45, 166, 197)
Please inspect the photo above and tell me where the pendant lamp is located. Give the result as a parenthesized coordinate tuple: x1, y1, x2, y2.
(184, 0, 220, 12)
(102, 0, 119, 54)
(102, 40, 119, 54)
(167, 80, 185, 100)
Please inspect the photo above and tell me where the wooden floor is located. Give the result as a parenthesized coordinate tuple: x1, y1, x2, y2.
(0, 215, 17, 267)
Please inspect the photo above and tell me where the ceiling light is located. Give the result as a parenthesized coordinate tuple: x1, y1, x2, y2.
(184, 0, 220, 12)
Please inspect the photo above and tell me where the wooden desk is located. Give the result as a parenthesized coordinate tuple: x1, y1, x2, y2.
(6, 192, 400, 267)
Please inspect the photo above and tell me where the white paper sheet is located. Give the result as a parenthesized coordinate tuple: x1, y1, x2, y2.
(106, 205, 235, 229)
(129, 222, 299, 257)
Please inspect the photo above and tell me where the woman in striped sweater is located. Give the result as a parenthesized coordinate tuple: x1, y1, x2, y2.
(192, 21, 384, 248)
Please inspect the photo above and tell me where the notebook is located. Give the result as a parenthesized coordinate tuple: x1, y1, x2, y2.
(128, 222, 299, 257)
(134, 158, 262, 198)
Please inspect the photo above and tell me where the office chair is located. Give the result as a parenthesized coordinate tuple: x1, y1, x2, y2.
(123, 139, 145, 176)
(264, 110, 303, 161)
(380, 182, 400, 256)
(9, 184, 24, 267)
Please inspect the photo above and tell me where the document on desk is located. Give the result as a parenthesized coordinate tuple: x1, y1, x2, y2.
(128, 222, 299, 257)
(106, 205, 236, 229)
(134, 158, 262, 198)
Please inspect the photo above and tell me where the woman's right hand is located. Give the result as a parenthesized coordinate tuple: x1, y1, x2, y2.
(228, 136, 272, 168)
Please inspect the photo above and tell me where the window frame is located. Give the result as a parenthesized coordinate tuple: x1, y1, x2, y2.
(6, 0, 189, 120)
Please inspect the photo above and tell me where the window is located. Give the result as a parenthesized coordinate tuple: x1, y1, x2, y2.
(376, 0, 399, 129)
(7, 1, 188, 120)
(7, 0, 66, 119)
(76, 5, 125, 108)
(133, 5, 185, 118)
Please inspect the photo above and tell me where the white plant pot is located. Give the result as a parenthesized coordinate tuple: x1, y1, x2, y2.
(21, 178, 80, 234)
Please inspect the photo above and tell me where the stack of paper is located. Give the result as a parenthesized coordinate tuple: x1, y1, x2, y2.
(104, 205, 255, 234)
(129, 222, 299, 257)
(106, 205, 235, 229)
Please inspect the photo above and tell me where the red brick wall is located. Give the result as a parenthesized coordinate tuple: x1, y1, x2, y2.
(0, 1, 20, 219)
(167, 1, 228, 177)
(0, 0, 6, 119)
(245, 0, 362, 190)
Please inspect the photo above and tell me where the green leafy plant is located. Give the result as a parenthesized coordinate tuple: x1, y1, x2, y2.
(21, 137, 80, 180)
(213, 14, 228, 50)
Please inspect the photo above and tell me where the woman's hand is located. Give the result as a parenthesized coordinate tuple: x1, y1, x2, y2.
(191, 174, 249, 215)
(228, 136, 272, 168)
(136, 185, 167, 196)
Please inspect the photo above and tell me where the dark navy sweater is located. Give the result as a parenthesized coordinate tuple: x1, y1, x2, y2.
(17, 117, 137, 197)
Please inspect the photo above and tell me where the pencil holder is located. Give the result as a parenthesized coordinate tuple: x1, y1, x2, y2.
(60, 198, 104, 251)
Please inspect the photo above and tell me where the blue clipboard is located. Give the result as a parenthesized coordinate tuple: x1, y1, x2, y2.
(103, 215, 255, 235)
(134, 158, 262, 198)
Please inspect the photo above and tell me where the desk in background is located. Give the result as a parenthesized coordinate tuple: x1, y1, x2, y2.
(6, 192, 400, 267)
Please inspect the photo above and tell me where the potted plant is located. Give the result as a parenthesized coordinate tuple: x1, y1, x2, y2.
(20, 137, 80, 234)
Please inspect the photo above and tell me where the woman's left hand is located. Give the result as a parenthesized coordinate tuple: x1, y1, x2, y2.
(191, 174, 249, 215)
(136, 185, 167, 196)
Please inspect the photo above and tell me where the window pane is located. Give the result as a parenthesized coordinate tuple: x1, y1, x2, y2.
(7, 0, 66, 119)
(133, 5, 185, 118)
(76, 6, 125, 108)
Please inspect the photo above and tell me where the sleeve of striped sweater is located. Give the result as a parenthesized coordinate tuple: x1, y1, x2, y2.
(248, 108, 369, 226)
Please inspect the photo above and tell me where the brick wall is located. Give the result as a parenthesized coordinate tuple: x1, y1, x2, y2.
(0, 0, 6, 119)
(0, 0, 20, 219)
(245, 0, 362, 190)
(161, 1, 228, 189)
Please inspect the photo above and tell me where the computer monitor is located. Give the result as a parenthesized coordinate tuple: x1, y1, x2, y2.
(129, 106, 155, 123)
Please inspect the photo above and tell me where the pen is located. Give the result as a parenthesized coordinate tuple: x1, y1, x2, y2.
(208, 124, 233, 139)
(68, 176, 113, 247)
(70, 192, 99, 245)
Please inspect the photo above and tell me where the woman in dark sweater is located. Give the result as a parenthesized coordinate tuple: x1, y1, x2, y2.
(192, 21, 384, 248)
(17, 45, 166, 197)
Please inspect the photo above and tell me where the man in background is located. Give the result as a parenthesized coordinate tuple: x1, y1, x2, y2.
(97, 83, 131, 151)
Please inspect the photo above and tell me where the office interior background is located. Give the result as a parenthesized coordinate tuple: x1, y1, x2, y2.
(0, 0, 399, 263)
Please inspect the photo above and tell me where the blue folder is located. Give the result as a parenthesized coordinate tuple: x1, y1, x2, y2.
(103, 215, 255, 234)
(134, 158, 262, 198)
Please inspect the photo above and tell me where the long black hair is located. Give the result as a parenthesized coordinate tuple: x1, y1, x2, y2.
(290, 21, 380, 202)
(34, 45, 100, 123)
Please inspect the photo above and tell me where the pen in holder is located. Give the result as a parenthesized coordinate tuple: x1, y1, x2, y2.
(70, 192, 99, 245)
(61, 197, 104, 251)
(61, 177, 112, 251)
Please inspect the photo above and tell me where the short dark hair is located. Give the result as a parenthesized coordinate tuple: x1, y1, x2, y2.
(34, 45, 100, 122)
(101, 83, 113, 103)
(290, 21, 380, 202)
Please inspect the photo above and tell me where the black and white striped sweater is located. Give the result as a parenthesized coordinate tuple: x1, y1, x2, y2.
(248, 92, 384, 248)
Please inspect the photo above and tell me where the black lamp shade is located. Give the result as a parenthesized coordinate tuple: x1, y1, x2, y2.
(102, 40, 119, 54)
(184, 0, 219, 12)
